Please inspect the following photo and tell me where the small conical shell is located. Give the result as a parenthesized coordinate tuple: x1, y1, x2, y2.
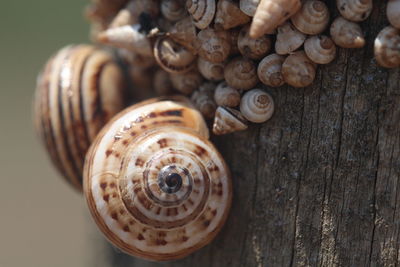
(97, 24, 153, 57)
(161, 0, 187, 22)
(153, 69, 175, 96)
(337, 0, 372, 22)
(238, 24, 272, 60)
(154, 36, 196, 74)
(109, 0, 160, 28)
(168, 16, 199, 54)
(214, 82, 241, 107)
(240, 89, 274, 123)
(170, 70, 204, 95)
(186, 0, 216, 29)
(215, 0, 251, 30)
(291, 0, 329, 35)
(191, 82, 217, 119)
(374, 26, 400, 68)
(213, 107, 248, 135)
(197, 29, 231, 63)
(304, 36, 336, 64)
(257, 54, 286, 87)
(387, 0, 400, 29)
(249, 0, 301, 38)
(224, 57, 259, 90)
(197, 58, 225, 81)
(282, 51, 316, 88)
(240, 0, 260, 17)
(275, 22, 306, 55)
(330, 16, 365, 48)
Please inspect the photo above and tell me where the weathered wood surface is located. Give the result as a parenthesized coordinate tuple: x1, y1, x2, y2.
(95, 2, 400, 266)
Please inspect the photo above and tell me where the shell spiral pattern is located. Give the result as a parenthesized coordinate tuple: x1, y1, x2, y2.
(84, 97, 232, 261)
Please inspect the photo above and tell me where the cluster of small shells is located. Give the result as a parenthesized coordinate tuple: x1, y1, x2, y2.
(85, 0, 400, 136)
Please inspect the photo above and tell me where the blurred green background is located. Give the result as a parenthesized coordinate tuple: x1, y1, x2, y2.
(0, 1, 108, 266)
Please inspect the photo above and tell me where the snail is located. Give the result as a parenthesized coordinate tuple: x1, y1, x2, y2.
(168, 16, 199, 54)
(213, 106, 248, 135)
(330, 16, 365, 48)
(214, 0, 251, 30)
(282, 51, 317, 88)
(197, 29, 231, 64)
(197, 57, 225, 81)
(239, 0, 260, 17)
(191, 82, 218, 119)
(34, 44, 128, 191)
(186, 0, 216, 30)
(249, 0, 301, 38)
(387, 0, 400, 29)
(214, 81, 241, 107)
(275, 22, 306, 55)
(336, 0, 373, 22)
(170, 70, 204, 95)
(224, 57, 259, 90)
(240, 89, 274, 123)
(374, 26, 400, 68)
(83, 96, 232, 261)
(161, 0, 187, 22)
(304, 35, 337, 65)
(290, 0, 330, 35)
(257, 53, 286, 87)
(238, 24, 272, 60)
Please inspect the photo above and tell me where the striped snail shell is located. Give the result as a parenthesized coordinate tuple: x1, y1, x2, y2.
(186, 0, 216, 30)
(336, 0, 373, 22)
(34, 44, 128, 191)
(240, 89, 274, 123)
(290, 0, 330, 35)
(374, 26, 400, 68)
(257, 53, 286, 87)
(304, 35, 336, 65)
(282, 51, 317, 88)
(213, 106, 248, 135)
(83, 96, 232, 261)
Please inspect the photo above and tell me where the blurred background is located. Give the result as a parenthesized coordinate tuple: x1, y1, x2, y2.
(0, 1, 110, 266)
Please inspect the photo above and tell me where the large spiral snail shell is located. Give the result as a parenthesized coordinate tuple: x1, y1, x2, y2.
(290, 0, 330, 35)
(186, 0, 216, 29)
(34, 44, 127, 190)
(83, 96, 232, 261)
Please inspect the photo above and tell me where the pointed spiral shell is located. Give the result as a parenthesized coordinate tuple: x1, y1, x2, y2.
(282, 51, 317, 88)
(374, 26, 400, 68)
(213, 106, 248, 135)
(387, 0, 400, 29)
(240, 89, 274, 123)
(257, 54, 286, 87)
(330, 16, 365, 48)
(304, 35, 337, 64)
(34, 44, 128, 190)
(84, 97, 232, 261)
(186, 0, 216, 29)
(224, 57, 259, 90)
(290, 0, 330, 35)
(336, 0, 372, 22)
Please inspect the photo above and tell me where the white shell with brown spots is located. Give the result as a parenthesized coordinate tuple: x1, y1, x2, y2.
(84, 97, 232, 261)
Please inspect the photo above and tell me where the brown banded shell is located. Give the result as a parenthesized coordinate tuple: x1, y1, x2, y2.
(161, 0, 187, 22)
(374, 26, 400, 68)
(109, 0, 160, 28)
(168, 16, 199, 54)
(275, 22, 306, 55)
(214, 82, 241, 107)
(197, 58, 225, 81)
(291, 0, 330, 35)
(34, 44, 128, 191)
(197, 29, 231, 63)
(249, 0, 301, 38)
(224, 57, 259, 90)
(214, 0, 251, 30)
(213, 106, 248, 135)
(387, 0, 400, 29)
(154, 36, 196, 74)
(336, 0, 372, 22)
(257, 54, 286, 87)
(330, 16, 365, 48)
(191, 83, 218, 119)
(238, 25, 272, 60)
(304, 35, 336, 64)
(186, 0, 216, 29)
(153, 69, 175, 96)
(170, 70, 204, 95)
(240, 89, 274, 123)
(83, 96, 232, 261)
(282, 51, 316, 88)
(240, 0, 260, 17)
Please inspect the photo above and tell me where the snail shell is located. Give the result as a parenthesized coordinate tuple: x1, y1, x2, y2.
(290, 0, 330, 35)
(34, 44, 127, 190)
(275, 22, 306, 55)
(387, 0, 400, 29)
(191, 82, 218, 119)
(214, 82, 241, 107)
(249, 0, 301, 38)
(186, 0, 216, 29)
(154, 36, 196, 74)
(330, 16, 365, 48)
(282, 51, 317, 88)
(161, 0, 187, 22)
(304, 35, 337, 64)
(153, 69, 175, 96)
(336, 0, 372, 22)
(197, 29, 231, 63)
(168, 16, 199, 54)
(239, 0, 260, 17)
(238, 24, 272, 60)
(240, 89, 274, 123)
(257, 54, 286, 87)
(109, 0, 160, 28)
(170, 70, 204, 95)
(197, 57, 225, 81)
(83, 96, 232, 261)
(214, 0, 251, 30)
(374, 26, 400, 68)
(224, 57, 259, 90)
(97, 24, 153, 57)
(213, 106, 248, 135)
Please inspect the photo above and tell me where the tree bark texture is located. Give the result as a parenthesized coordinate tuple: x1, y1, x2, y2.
(97, 2, 400, 267)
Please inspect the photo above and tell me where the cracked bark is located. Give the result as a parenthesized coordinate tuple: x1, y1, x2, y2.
(94, 2, 400, 266)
